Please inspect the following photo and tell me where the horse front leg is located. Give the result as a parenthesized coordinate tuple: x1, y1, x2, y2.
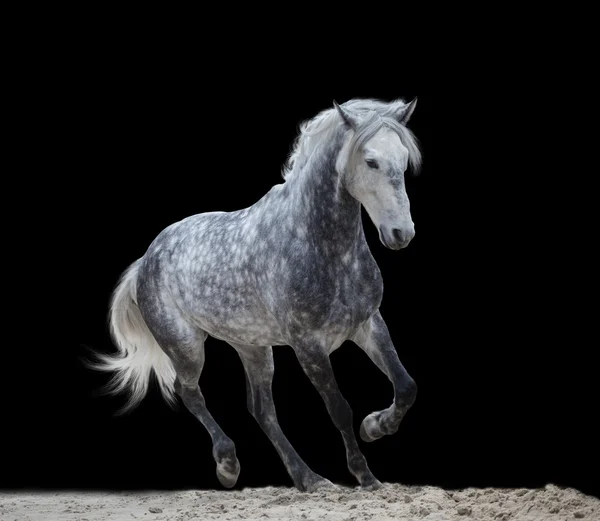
(352, 310, 418, 442)
(230, 343, 335, 492)
(291, 342, 382, 489)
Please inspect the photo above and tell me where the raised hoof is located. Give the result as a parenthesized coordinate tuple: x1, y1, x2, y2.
(216, 456, 241, 488)
(359, 413, 384, 443)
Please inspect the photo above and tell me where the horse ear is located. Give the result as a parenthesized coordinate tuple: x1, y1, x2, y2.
(333, 100, 358, 129)
(393, 97, 418, 125)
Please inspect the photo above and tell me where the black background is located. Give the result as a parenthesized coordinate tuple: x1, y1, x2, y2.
(5, 38, 598, 498)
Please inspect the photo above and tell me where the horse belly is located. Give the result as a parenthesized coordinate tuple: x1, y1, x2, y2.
(184, 283, 286, 346)
(202, 310, 285, 346)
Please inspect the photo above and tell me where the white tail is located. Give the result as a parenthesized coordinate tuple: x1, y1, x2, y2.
(87, 259, 177, 414)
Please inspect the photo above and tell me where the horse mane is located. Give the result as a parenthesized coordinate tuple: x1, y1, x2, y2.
(281, 98, 422, 180)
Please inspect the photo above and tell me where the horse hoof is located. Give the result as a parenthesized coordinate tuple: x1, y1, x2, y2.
(301, 473, 338, 493)
(308, 479, 338, 493)
(359, 414, 383, 443)
(361, 477, 383, 490)
(216, 457, 240, 488)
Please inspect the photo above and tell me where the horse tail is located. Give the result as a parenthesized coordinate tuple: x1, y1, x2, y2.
(85, 259, 177, 414)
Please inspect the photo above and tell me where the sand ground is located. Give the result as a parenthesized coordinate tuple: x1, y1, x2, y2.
(1, 483, 598, 521)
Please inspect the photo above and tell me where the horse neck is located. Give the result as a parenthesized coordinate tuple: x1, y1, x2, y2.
(286, 141, 363, 251)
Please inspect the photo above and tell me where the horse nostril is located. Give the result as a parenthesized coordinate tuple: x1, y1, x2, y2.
(392, 229, 406, 243)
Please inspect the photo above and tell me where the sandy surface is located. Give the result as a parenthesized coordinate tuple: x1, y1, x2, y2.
(1, 483, 598, 521)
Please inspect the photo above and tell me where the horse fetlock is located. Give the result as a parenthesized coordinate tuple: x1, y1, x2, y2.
(213, 439, 236, 461)
(348, 455, 381, 489)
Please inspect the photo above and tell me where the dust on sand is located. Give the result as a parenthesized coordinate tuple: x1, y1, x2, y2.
(1, 483, 598, 520)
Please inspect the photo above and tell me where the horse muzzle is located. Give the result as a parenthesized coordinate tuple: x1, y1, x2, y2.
(379, 226, 415, 250)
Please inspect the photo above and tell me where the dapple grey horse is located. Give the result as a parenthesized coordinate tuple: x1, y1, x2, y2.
(89, 97, 422, 492)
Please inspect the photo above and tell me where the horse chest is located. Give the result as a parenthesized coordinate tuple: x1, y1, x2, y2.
(336, 257, 383, 322)
(281, 250, 383, 335)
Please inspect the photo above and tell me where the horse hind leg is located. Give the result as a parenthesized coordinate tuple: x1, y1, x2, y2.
(159, 327, 240, 488)
(230, 343, 336, 492)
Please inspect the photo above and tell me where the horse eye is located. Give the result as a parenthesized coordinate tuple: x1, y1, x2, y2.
(365, 159, 379, 170)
